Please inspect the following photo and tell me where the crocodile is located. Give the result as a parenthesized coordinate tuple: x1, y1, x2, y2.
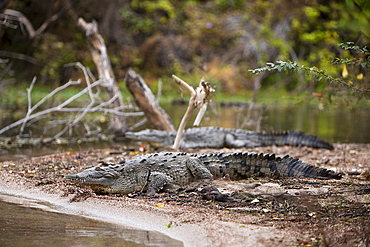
(124, 127, 334, 150)
(66, 151, 341, 194)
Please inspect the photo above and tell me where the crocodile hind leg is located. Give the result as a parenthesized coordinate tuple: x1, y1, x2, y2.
(185, 157, 214, 189)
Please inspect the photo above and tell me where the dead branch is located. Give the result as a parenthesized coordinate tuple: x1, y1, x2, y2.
(194, 104, 208, 126)
(0, 77, 83, 136)
(0, 51, 41, 65)
(77, 17, 127, 135)
(20, 77, 37, 134)
(172, 75, 215, 150)
(2, 5, 69, 39)
(51, 63, 98, 140)
(0, 63, 140, 139)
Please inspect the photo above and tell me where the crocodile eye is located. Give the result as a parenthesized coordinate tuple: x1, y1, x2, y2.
(95, 167, 103, 171)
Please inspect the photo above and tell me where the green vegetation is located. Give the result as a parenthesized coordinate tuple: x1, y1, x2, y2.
(249, 42, 370, 101)
(0, 0, 369, 111)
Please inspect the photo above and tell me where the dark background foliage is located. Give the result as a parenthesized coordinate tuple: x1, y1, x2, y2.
(0, 0, 369, 100)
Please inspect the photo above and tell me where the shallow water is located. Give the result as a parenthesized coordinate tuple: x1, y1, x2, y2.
(0, 194, 183, 247)
(0, 140, 114, 161)
(166, 103, 370, 143)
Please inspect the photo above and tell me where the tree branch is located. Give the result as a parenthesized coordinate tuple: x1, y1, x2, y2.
(171, 75, 215, 150)
(3, 5, 69, 39)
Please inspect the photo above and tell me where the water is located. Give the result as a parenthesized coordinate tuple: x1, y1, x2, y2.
(2, 103, 369, 144)
(0, 140, 114, 162)
(166, 103, 370, 143)
(0, 194, 183, 247)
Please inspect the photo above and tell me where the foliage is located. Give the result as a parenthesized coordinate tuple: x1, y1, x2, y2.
(0, 0, 369, 103)
(332, 42, 370, 68)
(249, 42, 370, 99)
(33, 34, 78, 85)
(288, 1, 369, 78)
(121, 0, 176, 35)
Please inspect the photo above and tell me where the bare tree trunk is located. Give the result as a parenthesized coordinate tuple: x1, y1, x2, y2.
(125, 68, 175, 132)
(77, 17, 127, 135)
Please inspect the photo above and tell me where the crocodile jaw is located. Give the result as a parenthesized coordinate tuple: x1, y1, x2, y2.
(65, 174, 116, 185)
(125, 129, 175, 148)
(125, 129, 166, 142)
(66, 166, 120, 189)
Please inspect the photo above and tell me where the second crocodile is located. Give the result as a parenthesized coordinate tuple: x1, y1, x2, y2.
(125, 127, 334, 150)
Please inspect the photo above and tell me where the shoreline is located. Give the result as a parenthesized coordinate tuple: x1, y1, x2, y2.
(0, 176, 196, 246)
(0, 172, 294, 247)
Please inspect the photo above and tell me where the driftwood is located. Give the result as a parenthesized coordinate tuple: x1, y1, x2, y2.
(172, 75, 215, 150)
(77, 17, 127, 135)
(0, 63, 142, 139)
(125, 68, 175, 132)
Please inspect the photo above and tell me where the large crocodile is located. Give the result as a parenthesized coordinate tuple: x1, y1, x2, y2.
(124, 127, 334, 150)
(66, 151, 341, 194)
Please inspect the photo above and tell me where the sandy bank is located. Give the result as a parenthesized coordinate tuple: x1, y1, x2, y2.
(0, 171, 294, 247)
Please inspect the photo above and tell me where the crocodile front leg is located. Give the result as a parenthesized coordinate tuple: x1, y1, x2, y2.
(225, 133, 264, 148)
(147, 172, 172, 195)
(225, 133, 249, 148)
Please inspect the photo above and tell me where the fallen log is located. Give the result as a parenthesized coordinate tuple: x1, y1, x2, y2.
(125, 68, 175, 132)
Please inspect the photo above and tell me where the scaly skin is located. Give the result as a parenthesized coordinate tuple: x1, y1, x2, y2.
(66, 151, 341, 194)
(125, 127, 334, 150)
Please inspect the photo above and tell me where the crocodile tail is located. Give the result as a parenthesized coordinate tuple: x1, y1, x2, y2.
(278, 155, 341, 179)
(259, 130, 334, 150)
(218, 152, 341, 180)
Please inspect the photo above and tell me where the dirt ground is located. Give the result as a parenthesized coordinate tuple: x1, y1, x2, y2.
(0, 143, 369, 246)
